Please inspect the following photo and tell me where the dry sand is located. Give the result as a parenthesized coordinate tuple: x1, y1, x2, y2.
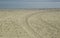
(0, 9, 60, 38)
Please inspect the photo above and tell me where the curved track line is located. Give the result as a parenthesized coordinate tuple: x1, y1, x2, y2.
(25, 11, 60, 38)
(26, 12, 60, 30)
(25, 12, 43, 38)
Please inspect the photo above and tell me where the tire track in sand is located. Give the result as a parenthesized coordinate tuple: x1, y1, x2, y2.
(25, 12, 43, 38)
(16, 12, 41, 38)
(25, 11, 60, 38)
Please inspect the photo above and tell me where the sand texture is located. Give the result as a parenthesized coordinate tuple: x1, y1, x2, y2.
(0, 9, 60, 38)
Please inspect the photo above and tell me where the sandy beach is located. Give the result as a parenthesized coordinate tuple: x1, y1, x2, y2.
(0, 9, 60, 38)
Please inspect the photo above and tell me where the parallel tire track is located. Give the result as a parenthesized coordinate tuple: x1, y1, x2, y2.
(25, 12, 60, 38)
(25, 12, 43, 38)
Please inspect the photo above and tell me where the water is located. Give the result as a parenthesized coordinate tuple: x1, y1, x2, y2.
(0, 0, 60, 8)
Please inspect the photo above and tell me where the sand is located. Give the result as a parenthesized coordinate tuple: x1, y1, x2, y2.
(0, 9, 60, 38)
